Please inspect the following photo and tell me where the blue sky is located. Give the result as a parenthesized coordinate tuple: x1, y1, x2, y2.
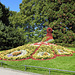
(0, 0, 22, 12)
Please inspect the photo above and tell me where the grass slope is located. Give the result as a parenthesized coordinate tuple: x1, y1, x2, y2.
(0, 47, 75, 75)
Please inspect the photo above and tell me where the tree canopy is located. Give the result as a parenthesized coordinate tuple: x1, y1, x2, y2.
(0, 2, 9, 26)
(0, 2, 26, 50)
(11, 0, 74, 45)
(0, 0, 75, 48)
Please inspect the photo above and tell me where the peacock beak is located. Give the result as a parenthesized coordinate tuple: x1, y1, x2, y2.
(52, 30, 54, 33)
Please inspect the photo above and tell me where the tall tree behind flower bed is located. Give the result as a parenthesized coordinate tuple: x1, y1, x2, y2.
(18, 0, 75, 46)
(0, 2, 25, 51)
(0, 2, 9, 26)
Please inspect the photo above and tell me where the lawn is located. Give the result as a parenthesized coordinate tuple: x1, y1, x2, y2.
(0, 47, 75, 75)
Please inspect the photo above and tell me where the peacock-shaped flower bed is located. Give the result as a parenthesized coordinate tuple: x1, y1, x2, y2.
(0, 27, 75, 61)
(0, 42, 75, 61)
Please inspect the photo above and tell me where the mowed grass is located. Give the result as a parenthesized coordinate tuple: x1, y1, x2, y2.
(0, 47, 75, 75)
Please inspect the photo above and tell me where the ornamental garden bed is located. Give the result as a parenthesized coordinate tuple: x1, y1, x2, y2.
(0, 44, 39, 61)
(0, 42, 75, 61)
(32, 45, 55, 60)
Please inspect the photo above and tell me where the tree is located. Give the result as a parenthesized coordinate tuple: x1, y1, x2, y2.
(0, 2, 9, 26)
(9, 11, 23, 28)
(0, 2, 26, 50)
(49, 0, 75, 44)
(9, 0, 75, 45)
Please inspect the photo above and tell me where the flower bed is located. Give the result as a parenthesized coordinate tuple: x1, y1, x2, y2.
(0, 44, 39, 60)
(0, 42, 74, 61)
(51, 45, 73, 55)
(42, 36, 49, 42)
(32, 44, 74, 60)
(32, 45, 54, 59)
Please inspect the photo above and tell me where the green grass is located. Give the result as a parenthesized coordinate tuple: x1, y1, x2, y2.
(0, 47, 75, 75)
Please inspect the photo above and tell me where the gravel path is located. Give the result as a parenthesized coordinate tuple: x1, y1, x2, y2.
(0, 67, 42, 75)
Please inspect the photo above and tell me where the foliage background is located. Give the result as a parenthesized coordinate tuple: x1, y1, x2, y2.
(0, 0, 75, 50)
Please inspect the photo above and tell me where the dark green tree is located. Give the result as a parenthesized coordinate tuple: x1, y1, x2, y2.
(0, 2, 9, 26)
(0, 2, 25, 50)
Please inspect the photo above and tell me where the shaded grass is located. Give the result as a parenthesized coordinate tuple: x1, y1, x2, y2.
(0, 47, 75, 75)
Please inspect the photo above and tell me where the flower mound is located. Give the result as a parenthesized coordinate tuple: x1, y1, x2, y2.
(0, 44, 39, 61)
(0, 42, 75, 61)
